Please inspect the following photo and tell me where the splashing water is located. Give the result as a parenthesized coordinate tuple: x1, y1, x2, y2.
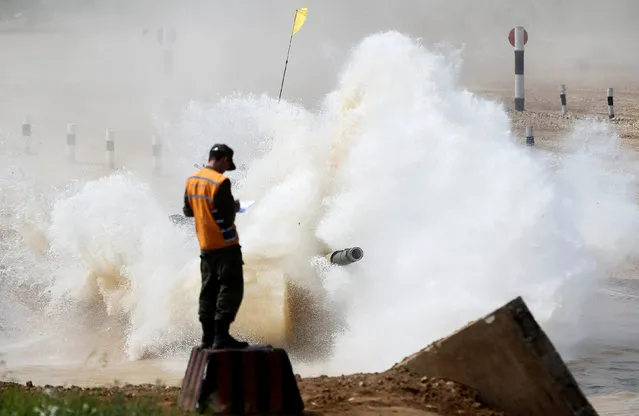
(2, 31, 639, 379)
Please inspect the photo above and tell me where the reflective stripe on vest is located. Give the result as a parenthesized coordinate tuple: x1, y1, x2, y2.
(185, 168, 239, 250)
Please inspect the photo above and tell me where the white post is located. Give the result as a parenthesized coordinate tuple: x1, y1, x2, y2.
(526, 126, 534, 146)
(158, 26, 176, 75)
(163, 48, 173, 75)
(66, 123, 76, 162)
(22, 118, 31, 154)
(152, 134, 162, 173)
(514, 26, 525, 111)
(105, 129, 115, 169)
(560, 84, 567, 116)
(607, 88, 615, 119)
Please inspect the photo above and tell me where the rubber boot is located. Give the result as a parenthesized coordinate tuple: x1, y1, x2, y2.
(198, 319, 216, 349)
(212, 320, 249, 349)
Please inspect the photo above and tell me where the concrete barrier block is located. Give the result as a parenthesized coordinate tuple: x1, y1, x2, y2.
(179, 345, 304, 414)
(399, 296, 598, 416)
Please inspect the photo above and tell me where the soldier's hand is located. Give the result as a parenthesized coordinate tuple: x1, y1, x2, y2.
(235, 199, 240, 212)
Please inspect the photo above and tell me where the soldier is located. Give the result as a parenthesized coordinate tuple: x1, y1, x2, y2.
(183, 144, 249, 349)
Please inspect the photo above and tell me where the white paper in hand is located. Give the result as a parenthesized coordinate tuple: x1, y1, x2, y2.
(238, 200, 256, 213)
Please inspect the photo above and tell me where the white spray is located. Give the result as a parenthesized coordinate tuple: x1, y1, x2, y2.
(2, 32, 639, 379)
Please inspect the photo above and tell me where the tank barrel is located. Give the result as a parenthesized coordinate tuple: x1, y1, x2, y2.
(327, 247, 364, 266)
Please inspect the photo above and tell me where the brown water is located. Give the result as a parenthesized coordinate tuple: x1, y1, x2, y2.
(564, 278, 639, 414)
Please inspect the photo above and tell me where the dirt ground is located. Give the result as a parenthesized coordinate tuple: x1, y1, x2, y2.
(0, 365, 504, 416)
(472, 82, 639, 149)
(297, 365, 504, 416)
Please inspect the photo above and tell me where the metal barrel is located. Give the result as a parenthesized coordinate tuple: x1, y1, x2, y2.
(328, 247, 364, 266)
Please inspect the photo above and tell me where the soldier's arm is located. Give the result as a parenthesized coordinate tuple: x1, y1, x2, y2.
(183, 189, 194, 217)
(213, 179, 237, 227)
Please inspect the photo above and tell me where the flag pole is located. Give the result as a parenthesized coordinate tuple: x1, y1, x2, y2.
(278, 9, 298, 103)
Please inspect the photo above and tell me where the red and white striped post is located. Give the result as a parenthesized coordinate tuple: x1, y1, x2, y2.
(508, 26, 528, 112)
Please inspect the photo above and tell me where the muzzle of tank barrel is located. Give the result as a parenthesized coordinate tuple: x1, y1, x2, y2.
(326, 247, 364, 266)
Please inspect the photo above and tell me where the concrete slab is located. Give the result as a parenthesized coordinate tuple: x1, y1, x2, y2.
(399, 296, 598, 416)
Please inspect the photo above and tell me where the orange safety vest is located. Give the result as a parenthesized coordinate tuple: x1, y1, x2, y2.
(185, 167, 239, 251)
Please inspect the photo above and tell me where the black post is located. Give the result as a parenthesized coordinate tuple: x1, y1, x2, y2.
(278, 10, 297, 103)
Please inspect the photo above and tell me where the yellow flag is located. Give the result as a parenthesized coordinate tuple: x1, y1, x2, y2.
(292, 7, 308, 35)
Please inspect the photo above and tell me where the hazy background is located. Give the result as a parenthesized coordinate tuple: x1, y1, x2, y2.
(1, 0, 637, 209)
(1, 0, 638, 116)
(0, 0, 636, 217)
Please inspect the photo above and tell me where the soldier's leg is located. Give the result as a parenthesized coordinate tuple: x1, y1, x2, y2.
(212, 246, 248, 349)
(198, 253, 219, 348)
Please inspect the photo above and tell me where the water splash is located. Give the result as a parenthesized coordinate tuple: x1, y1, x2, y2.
(2, 31, 639, 379)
